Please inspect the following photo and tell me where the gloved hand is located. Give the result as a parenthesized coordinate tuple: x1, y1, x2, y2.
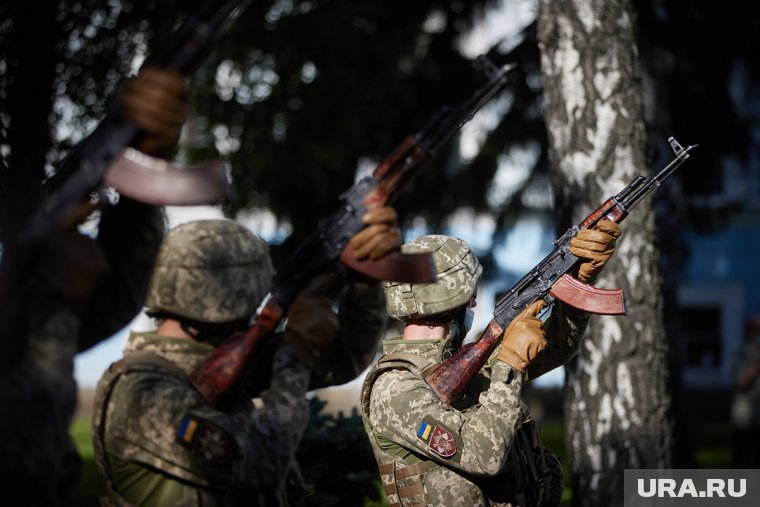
(29, 202, 109, 315)
(497, 300, 548, 373)
(119, 67, 188, 158)
(283, 274, 342, 367)
(570, 219, 622, 283)
(348, 206, 402, 260)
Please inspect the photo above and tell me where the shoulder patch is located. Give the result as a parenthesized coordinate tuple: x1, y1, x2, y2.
(177, 416, 233, 465)
(416, 416, 461, 459)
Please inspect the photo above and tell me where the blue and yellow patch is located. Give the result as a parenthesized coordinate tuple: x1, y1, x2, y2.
(416, 416, 461, 459)
(417, 420, 433, 442)
(178, 417, 199, 444)
(177, 415, 233, 465)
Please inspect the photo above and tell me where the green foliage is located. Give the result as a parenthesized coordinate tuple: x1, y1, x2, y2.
(297, 396, 382, 506)
(0, 0, 546, 266)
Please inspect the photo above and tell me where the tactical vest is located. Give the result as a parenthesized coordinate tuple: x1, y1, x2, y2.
(360, 352, 563, 507)
(93, 351, 199, 507)
(92, 352, 303, 507)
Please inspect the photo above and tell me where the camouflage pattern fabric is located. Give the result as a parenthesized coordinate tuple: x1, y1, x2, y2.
(361, 297, 588, 507)
(384, 235, 483, 319)
(0, 200, 163, 506)
(361, 338, 526, 506)
(93, 332, 311, 507)
(0, 299, 81, 506)
(309, 273, 387, 389)
(145, 220, 274, 324)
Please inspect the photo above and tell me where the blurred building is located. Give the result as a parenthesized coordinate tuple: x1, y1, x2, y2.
(676, 171, 760, 391)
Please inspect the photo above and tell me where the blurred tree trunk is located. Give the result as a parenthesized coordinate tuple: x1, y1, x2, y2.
(536, 1, 672, 506)
(0, 2, 60, 238)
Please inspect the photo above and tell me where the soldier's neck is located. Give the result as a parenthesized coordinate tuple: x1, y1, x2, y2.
(156, 319, 194, 340)
(403, 321, 448, 341)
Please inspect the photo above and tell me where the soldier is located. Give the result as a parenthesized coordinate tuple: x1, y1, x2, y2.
(0, 68, 187, 506)
(92, 213, 400, 506)
(361, 222, 621, 507)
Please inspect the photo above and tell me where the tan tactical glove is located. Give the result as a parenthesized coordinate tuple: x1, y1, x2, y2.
(348, 206, 402, 260)
(29, 202, 109, 315)
(569, 219, 622, 283)
(497, 300, 548, 373)
(119, 67, 188, 158)
(283, 274, 341, 367)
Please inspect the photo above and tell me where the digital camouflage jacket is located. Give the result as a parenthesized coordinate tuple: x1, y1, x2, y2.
(93, 332, 311, 507)
(361, 301, 587, 506)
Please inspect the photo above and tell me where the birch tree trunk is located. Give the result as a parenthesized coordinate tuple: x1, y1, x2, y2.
(536, 1, 672, 505)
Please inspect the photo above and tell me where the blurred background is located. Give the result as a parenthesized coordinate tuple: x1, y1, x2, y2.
(2, 0, 759, 505)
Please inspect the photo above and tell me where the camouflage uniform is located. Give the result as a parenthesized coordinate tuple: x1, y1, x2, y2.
(93, 332, 311, 507)
(361, 235, 588, 507)
(0, 200, 163, 506)
(92, 220, 388, 506)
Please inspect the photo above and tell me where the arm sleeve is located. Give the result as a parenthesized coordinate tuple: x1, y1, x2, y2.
(309, 274, 387, 388)
(79, 198, 164, 351)
(525, 301, 589, 381)
(104, 343, 310, 494)
(368, 362, 523, 477)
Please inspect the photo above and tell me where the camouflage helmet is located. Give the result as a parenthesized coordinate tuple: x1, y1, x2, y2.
(384, 235, 482, 320)
(146, 219, 274, 323)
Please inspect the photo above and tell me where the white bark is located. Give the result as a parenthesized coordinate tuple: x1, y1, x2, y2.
(537, 0, 673, 505)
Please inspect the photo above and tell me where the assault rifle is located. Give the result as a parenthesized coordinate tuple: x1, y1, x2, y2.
(19, 0, 253, 245)
(0, 0, 251, 368)
(191, 57, 514, 405)
(425, 137, 698, 404)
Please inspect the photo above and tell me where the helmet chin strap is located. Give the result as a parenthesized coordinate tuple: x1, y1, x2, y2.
(179, 321, 226, 347)
(442, 305, 472, 358)
(178, 317, 249, 347)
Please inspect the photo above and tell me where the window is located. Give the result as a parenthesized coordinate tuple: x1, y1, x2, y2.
(678, 284, 744, 388)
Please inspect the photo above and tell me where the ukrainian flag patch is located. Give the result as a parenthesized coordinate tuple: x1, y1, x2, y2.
(177, 415, 234, 464)
(178, 416, 199, 444)
(417, 420, 432, 442)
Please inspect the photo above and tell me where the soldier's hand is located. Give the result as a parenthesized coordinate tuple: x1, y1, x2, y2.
(348, 206, 402, 261)
(29, 202, 109, 314)
(570, 219, 622, 283)
(119, 67, 188, 158)
(497, 300, 547, 373)
(283, 274, 341, 367)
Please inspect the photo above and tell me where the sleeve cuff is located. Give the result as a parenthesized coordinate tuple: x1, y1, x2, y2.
(491, 362, 523, 385)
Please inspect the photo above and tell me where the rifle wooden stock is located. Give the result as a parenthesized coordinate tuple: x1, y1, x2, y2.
(424, 137, 698, 404)
(425, 320, 505, 405)
(191, 296, 284, 405)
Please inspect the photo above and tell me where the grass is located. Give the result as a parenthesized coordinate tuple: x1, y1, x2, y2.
(66, 418, 733, 506)
(692, 422, 733, 469)
(66, 418, 101, 507)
